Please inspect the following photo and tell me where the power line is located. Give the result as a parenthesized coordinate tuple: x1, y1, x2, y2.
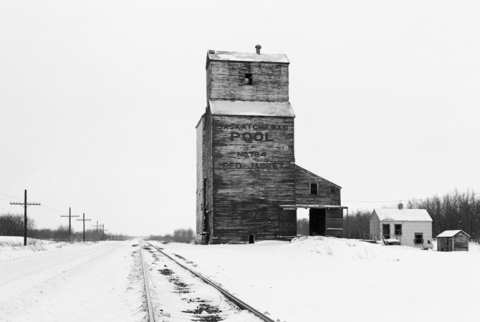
(344, 200, 400, 203)
(60, 207, 79, 242)
(76, 213, 91, 243)
(348, 162, 480, 191)
(10, 190, 41, 246)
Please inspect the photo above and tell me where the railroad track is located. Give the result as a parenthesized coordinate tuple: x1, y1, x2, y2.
(139, 241, 156, 322)
(139, 240, 277, 322)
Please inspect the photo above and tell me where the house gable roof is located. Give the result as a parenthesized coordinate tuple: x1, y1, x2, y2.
(436, 230, 471, 238)
(373, 209, 432, 222)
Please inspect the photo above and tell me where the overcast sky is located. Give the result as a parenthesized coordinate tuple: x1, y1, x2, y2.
(1, 1, 479, 236)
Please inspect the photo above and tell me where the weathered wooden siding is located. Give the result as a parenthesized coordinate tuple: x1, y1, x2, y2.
(369, 213, 379, 240)
(207, 61, 289, 102)
(326, 208, 343, 237)
(201, 110, 214, 243)
(295, 166, 341, 205)
(211, 115, 296, 243)
(437, 237, 452, 251)
(454, 233, 469, 251)
(195, 115, 204, 243)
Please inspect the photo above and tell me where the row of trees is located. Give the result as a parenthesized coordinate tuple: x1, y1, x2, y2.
(297, 211, 371, 239)
(0, 213, 116, 242)
(30, 226, 110, 242)
(298, 189, 480, 242)
(0, 213, 35, 236)
(407, 189, 480, 241)
(147, 228, 195, 243)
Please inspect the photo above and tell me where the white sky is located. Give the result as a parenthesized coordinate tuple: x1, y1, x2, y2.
(1, 1, 479, 236)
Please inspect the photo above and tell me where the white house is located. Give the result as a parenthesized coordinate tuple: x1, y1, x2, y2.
(370, 205, 433, 247)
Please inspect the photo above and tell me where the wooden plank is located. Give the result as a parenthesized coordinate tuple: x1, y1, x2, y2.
(295, 166, 341, 206)
(208, 61, 289, 102)
(326, 218, 343, 229)
(211, 114, 296, 243)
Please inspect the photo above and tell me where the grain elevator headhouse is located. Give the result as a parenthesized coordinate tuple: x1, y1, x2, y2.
(196, 46, 345, 244)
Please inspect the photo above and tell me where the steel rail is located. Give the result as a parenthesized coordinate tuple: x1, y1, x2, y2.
(139, 242, 156, 322)
(145, 241, 276, 322)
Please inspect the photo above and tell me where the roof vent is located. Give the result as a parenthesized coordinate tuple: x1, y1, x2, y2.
(398, 203, 404, 210)
(208, 49, 215, 54)
(255, 44, 261, 55)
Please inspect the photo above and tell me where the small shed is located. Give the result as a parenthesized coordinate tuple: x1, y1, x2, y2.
(436, 230, 470, 252)
(370, 205, 433, 247)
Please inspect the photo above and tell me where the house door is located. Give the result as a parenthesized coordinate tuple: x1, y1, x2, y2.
(309, 208, 326, 236)
(382, 224, 390, 239)
(446, 238, 452, 251)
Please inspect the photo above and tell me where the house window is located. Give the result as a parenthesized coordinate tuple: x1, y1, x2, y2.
(310, 183, 318, 195)
(244, 73, 253, 85)
(382, 224, 390, 239)
(330, 186, 336, 193)
(394, 224, 402, 236)
(414, 233, 423, 245)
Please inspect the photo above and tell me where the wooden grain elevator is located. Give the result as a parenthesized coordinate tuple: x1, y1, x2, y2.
(196, 46, 345, 244)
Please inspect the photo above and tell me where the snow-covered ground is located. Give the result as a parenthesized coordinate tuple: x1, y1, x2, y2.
(0, 237, 62, 260)
(155, 237, 480, 322)
(0, 237, 144, 322)
(2, 236, 479, 322)
(142, 243, 265, 321)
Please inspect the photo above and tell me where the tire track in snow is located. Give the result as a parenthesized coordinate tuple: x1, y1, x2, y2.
(0, 243, 138, 321)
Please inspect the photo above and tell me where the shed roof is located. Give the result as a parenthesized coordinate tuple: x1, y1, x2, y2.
(373, 209, 432, 222)
(295, 165, 341, 189)
(207, 50, 289, 64)
(209, 100, 295, 117)
(436, 230, 471, 238)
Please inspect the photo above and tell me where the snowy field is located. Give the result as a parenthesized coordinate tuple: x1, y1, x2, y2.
(0, 237, 144, 322)
(1, 236, 479, 322)
(155, 237, 480, 322)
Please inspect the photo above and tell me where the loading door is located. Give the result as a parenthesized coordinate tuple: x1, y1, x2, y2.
(309, 208, 326, 236)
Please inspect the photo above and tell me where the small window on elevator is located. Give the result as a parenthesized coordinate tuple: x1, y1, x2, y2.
(310, 182, 318, 195)
(244, 73, 253, 85)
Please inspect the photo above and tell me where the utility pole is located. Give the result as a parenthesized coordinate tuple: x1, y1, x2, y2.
(10, 190, 41, 246)
(101, 224, 108, 241)
(60, 207, 79, 242)
(91, 221, 100, 241)
(76, 213, 91, 242)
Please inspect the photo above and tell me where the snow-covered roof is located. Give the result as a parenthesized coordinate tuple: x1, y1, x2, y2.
(436, 230, 470, 238)
(373, 209, 432, 222)
(209, 100, 295, 117)
(207, 50, 289, 64)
